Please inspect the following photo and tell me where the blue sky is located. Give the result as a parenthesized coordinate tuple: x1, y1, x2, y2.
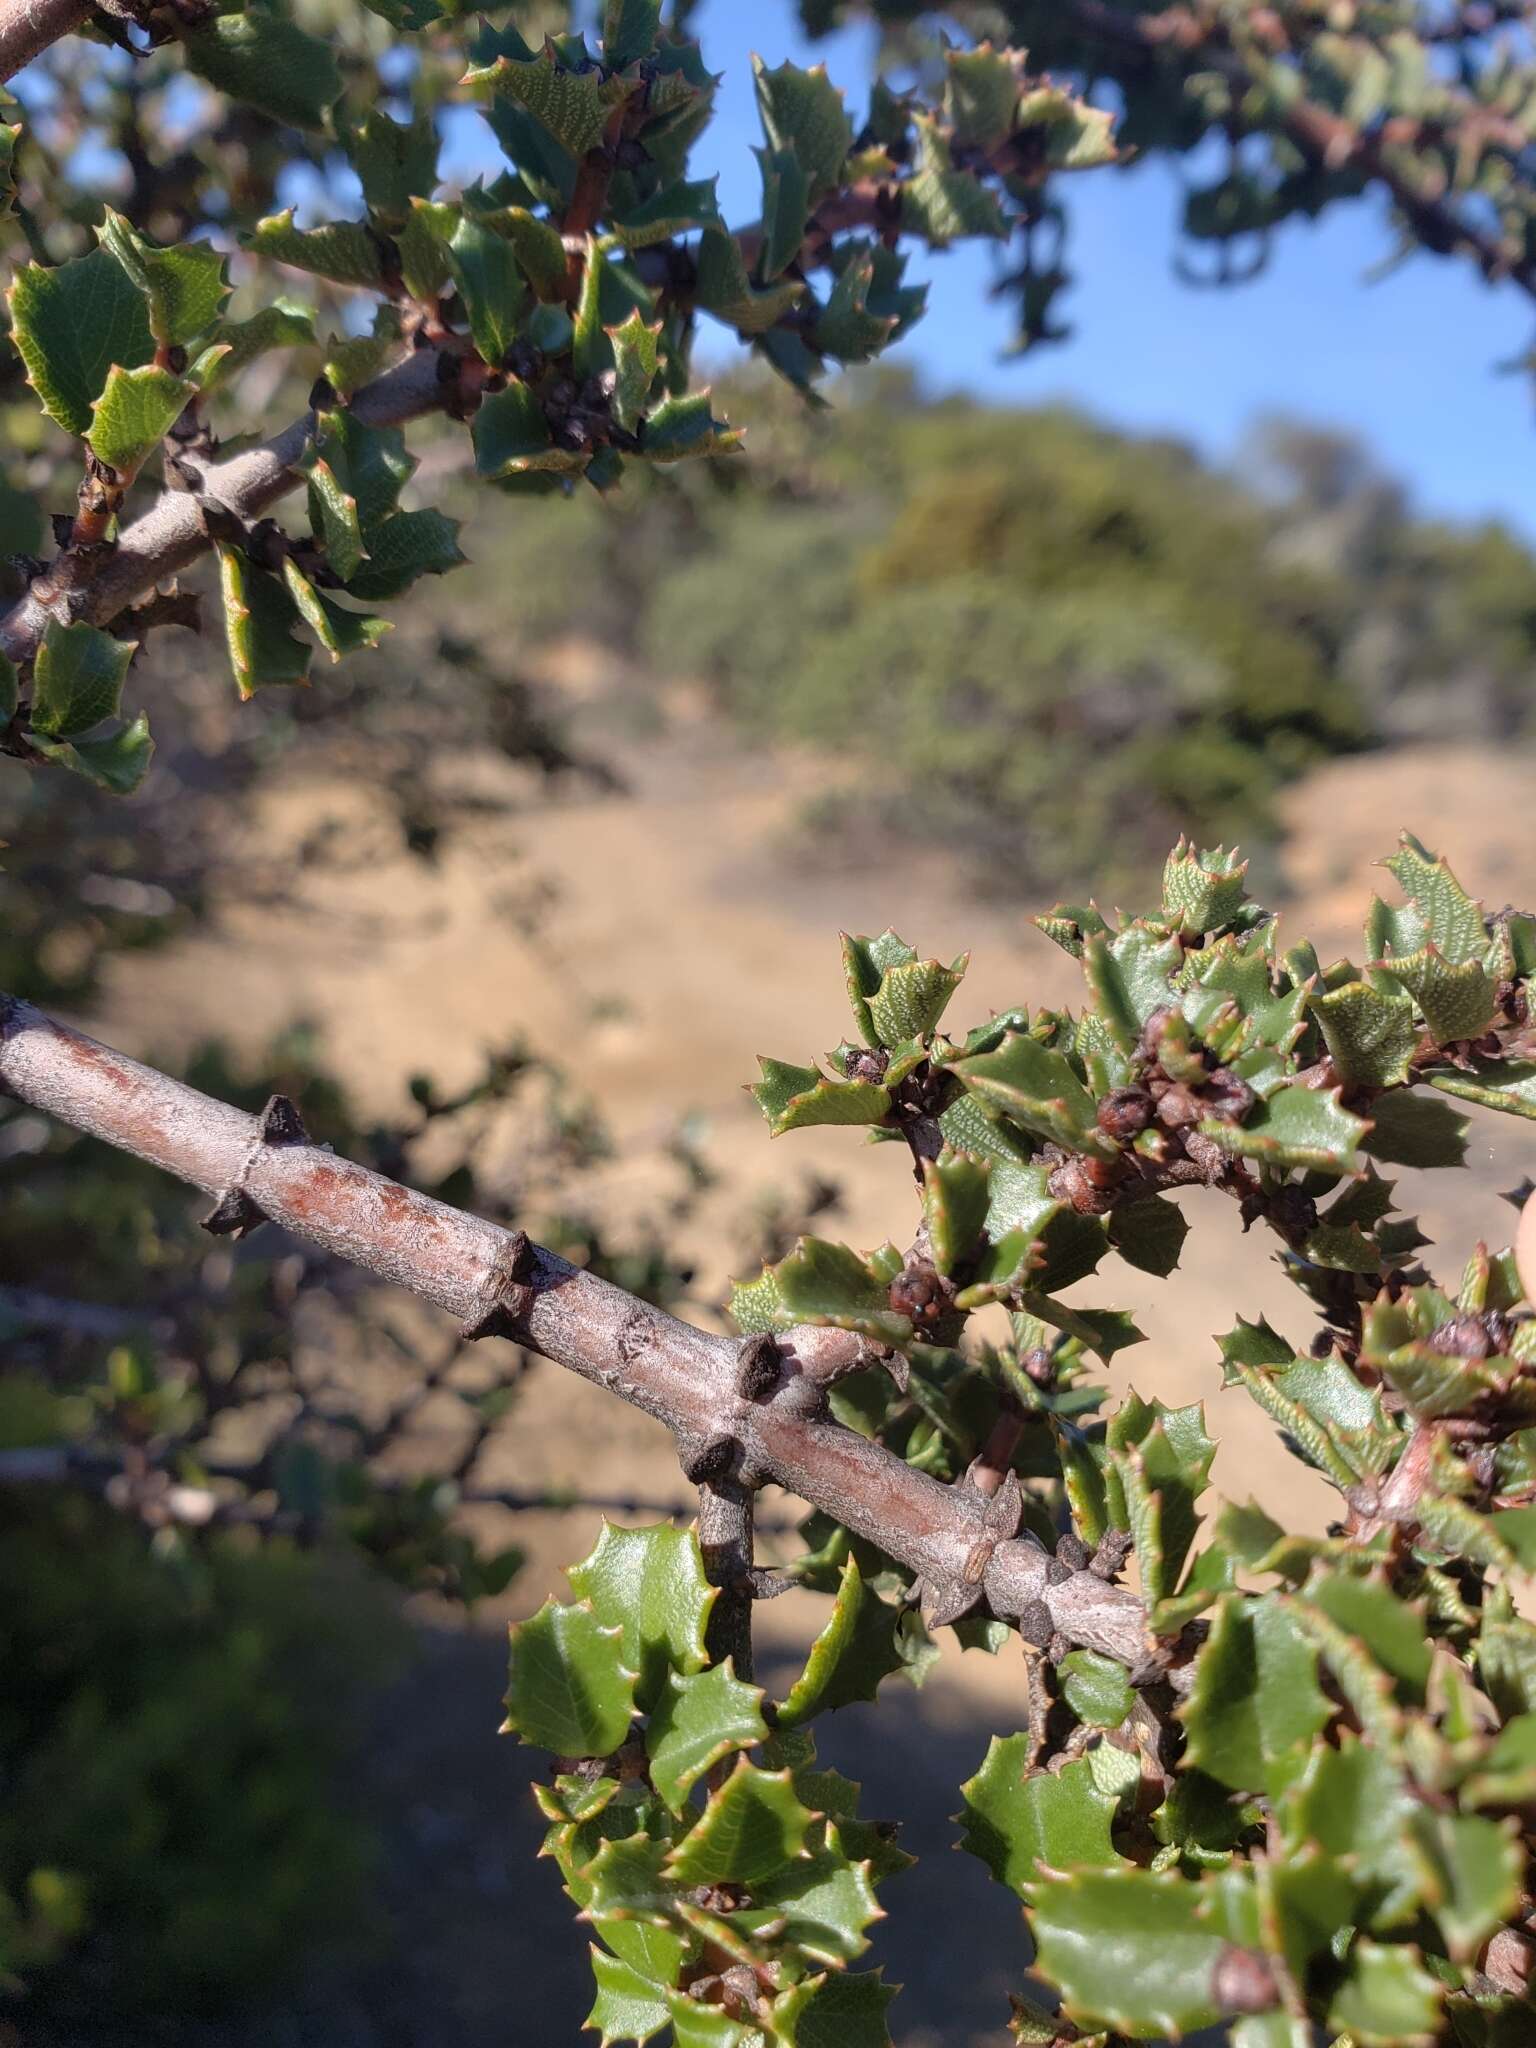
(675, 1, 1536, 538)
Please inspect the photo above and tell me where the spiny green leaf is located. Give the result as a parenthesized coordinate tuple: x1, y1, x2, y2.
(1107, 1195, 1188, 1277)
(1028, 1867, 1256, 2038)
(944, 44, 1025, 149)
(903, 116, 1007, 245)
(610, 310, 661, 430)
(663, 1761, 814, 1886)
(344, 510, 464, 602)
(568, 1521, 715, 1712)
(87, 363, 191, 475)
(1200, 1081, 1368, 1175)
(795, 1968, 896, 2047)
(952, 1032, 1105, 1156)
(1179, 1593, 1333, 1791)
(1382, 831, 1486, 965)
(610, 176, 723, 250)
(747, 1237, 911, 1347)
(446, 212, 527, 366)
(775, 1554, 865, 1729)
(503, 1597, 637, 1755)
(1058, 1651, 1136, 1729)
(8, 247, 155, 439)
(645, 1660, 766, 1815)
(603, 0, 662, 70)
(959, 1741, 1121, 1896)
(29, 620, 135, 739)
(1015, 84, 1119, 169)
(921, 1149, 990, 1276)
(281, 561, 389, 664)
(466, 43, 619, 161)
(1311, 976, 1419, 1089)
(1381, 944, 1497, 1046)
(182, 6, 343, 132)
(585, 1946, 670, 2047)
(347, 108, 439, 229)
(1326, 1937, 1442, 2044)
(216, 545, 311, 699)
(473, 378, 569, 477)
(1084, 924, 1183, 1052)
(200, 301, 316, 393)
(753, 57, 853, 203)
(29, 712, 154, 795)
(744, 1822, 883, 1964)
(868, 953, 967, 1045)
(641, 389, 742, 463)
(756, 146, 811, 279)
(1162, 840, 1250, 935)
(244, 211, 387, 289)
(97, 211, 228, 347)
(695, 226, 804, 337)
(1430, 1057, 1536, 1123)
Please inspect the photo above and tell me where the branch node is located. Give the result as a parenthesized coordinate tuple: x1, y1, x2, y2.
(734, 1332, 782, 1402)
(200, 1185, 267, 1241)
(459, 1227, 537, 1342)
(258, 1093, 309, 1146)
(678, 1431, 740, 1488)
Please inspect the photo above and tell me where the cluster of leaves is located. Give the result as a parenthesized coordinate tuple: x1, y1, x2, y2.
(816, 0, 1536, 350)
(613, 831, 1535, 2045)
(0, 7, 1117, 795)
(504, 1519, 907, 2046)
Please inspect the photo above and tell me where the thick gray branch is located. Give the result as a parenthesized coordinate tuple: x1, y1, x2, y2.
(0, 0, 88, 83)
(0, 350, 450, 665)
(0, 992, 1152, 1668)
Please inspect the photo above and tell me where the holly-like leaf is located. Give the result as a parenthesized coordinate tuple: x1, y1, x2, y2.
(344, 510, 464, 602)
(446, 211, 527, 367)
(776, 1555, 866, 1729)
(29, 620, 135, 739)
(902, 117, 1007, 245)
(959, 1741, 1121, 1896)
(1200, 1081, 1368, 1175)
(29, 713, 154, 795)
(1381, 945, 1497, 1046)
(216, 546, 311, 698)
(1326, 1937, 1442, 2044)
(741, 1238, 911, 1347)
(568, 1521, 715, 1712)
(868, 953, 967, 1045)
(603, 0, 662, 69)
(585, 1947, 670, 2047)
(756, 146, 811, 279)
(1162, 840, 1250, 935)
(645, 1660, 767, 1815)
(664, 1761, 814, 1886)
(1084, 925, 1184, 1052)
(1028, 1867, 1256, 2038)
(1107, 1196, 1188, 1277)
(795, 1968, 896, 2047)
(200, 301, 316, 393)
(1014, 85, 1119, 169)
(751, 1057, 891, 1137)
(753, 57, 853, 203)
(952, 1032, 1106, 1156)
(1361, 1089, 1468, 1167)
(1311, 977, 1419, 1090)
(244, 211, 387, 289)
(281, 561, 389, 664)
(503, 1597, 637, 1755)
(695, 227, 804, 337)
(473, 379, 573, 477)
(944, 44, 1024, 148)
(1430, 1058, 1536, 1123)
(182, 6, 343, 132)
(87, 363, 191, 475)
(1179, 1594, 1333, 1791)
(97, 211, 228, 347)
(8, 247, 155, 439)
(744, 1822, 883, 1964)
(922, 1149, 991, 1276)
(609, 310, 661, 430)
(638, 389, 742, 463)
(1058, 1651, 1136, 1730)
(1382, 832, 1486, 964)
(347, 108, 439, 229)
(466, 42, 619, 161)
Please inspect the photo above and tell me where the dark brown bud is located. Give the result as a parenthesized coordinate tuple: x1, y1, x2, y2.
(1055, 1533, 1090, 1571)
(1097, 1086, 1154, 1141)
(1429, 1314, 1494, 1360)
(1204, 1068, 1256, 1124)
(889, 1262, 955, 1328)
(1021, 1346, 1057, 1388)
(1154, 1083, 1204, 1131)
(1044, 1556, 1073, 1586)
(844, 1045, 890, 1084)
(1268, 1186, 1318, 1238)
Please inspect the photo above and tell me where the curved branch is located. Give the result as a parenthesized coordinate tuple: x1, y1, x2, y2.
(0, 347, 453, 665)
(0, 990, 1152, 1669)
(0, 0, 89, 84)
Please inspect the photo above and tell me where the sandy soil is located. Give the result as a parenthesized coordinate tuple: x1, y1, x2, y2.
(85, 656, 1536, 2044)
